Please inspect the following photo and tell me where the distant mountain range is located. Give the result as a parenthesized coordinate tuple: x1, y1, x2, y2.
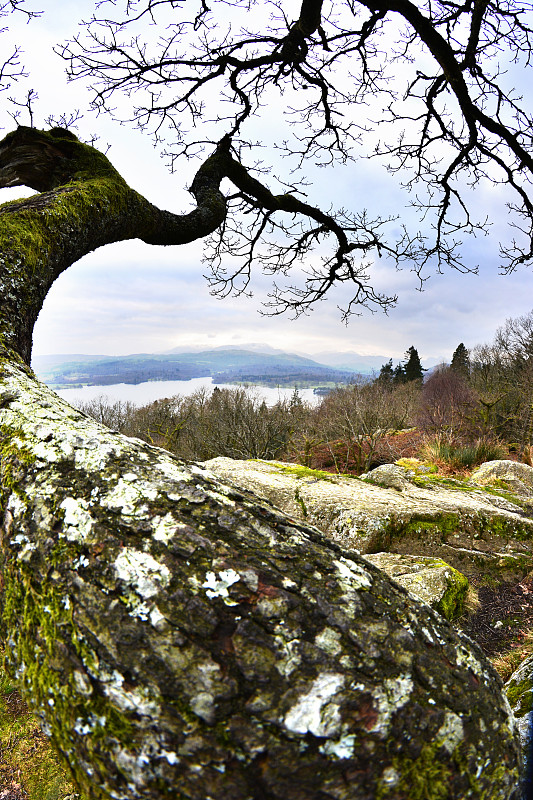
(161, 344, 440, 373)
(32, 344, 441, 389)
(33, 348, 357, 388)
(162, 343, 393, 372)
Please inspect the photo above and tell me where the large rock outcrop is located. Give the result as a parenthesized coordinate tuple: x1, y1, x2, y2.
(472, 460, 533, 497)
(203, 458, 533, 582)
(0, 359, 524, 798)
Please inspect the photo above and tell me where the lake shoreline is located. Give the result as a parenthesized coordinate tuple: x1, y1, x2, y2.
(51, 376, 325, 407)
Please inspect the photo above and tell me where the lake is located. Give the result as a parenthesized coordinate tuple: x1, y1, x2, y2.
(54, 376, 321, 407)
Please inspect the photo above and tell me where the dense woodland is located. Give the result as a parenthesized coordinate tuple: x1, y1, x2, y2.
(76, 311, 533, 476)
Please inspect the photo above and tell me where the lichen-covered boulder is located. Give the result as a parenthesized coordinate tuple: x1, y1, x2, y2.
(471, 460, 533, 499)
(203, 457, 533, 582)
(0, 123, 525, 800)
(505, 654, 533, 757)
(0, 360, 525, 799)
(359, 463, 411, 491)
(364, 553, 469, 620)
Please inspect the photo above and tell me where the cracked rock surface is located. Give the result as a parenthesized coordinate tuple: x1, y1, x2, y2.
(204, 457, 533, 582)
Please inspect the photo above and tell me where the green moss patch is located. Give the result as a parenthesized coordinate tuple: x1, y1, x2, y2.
(391, 743, 452, 799)
(294, 485, 308, 518)
(506, 676, 533, 718)
(257, 460, 341, 482)
(394, 513, 461, 540)
(395, 458, 438, 474)
(411, 473, 525, 507)
(434, 567, 469, 621)
(0, 649, 84, 800)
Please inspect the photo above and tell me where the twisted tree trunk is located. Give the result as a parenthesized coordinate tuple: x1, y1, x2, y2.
(0, 127, 524, 799)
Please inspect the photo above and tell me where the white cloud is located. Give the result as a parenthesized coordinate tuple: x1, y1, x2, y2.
(1, 1, 532, 365)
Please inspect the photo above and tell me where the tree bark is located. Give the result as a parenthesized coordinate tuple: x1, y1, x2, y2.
(0, 127, 524, 799)
(0, 127, 228, 364)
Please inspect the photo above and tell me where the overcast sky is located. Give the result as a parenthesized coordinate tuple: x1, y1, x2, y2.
(2, 0, 533, 365)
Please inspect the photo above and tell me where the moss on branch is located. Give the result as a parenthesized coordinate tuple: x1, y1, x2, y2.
(0, 127, 228, 363)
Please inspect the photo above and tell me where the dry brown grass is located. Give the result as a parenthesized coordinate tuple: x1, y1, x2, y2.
(463, 586, 482, 616)
(491, 630, 533, 682)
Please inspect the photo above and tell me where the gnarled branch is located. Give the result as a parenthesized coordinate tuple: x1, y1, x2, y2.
(0, 122, 524, 800)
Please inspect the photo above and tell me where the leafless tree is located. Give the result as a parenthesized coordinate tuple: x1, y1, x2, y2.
(417, 365, 477, 439)
(81, 386, 309, 460)
(0, 1, 36, 106)
(76, 394, 139, 432)
(55, 0, 533, 317)
(313, 380, 418, 472)
(470, 312, 533, 450)
(0, 2, 528, 797)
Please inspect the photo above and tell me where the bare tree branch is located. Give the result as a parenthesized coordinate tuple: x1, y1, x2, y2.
(52, 0, 533, 313)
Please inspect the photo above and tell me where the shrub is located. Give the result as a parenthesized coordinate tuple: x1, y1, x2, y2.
(420, 435, 506, 470)
(308, 380, 419, 474)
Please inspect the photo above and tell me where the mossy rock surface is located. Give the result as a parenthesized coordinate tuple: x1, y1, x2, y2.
(505, 652, 533, 762)
(204, 458, 533, 582)
(364, 553, 469, 621)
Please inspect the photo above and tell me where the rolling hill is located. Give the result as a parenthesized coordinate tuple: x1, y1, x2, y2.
(33, 348, 356, 388)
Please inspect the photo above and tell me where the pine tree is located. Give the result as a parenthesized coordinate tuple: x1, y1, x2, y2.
(376, 359, 394, 384)
(289, 386, 304, 411)
(404, 346, 424, 382)
(393, 362, 407, 384)
(450, 343, 470, 378)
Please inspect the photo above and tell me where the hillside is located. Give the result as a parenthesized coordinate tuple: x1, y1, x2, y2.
(33, 348, 355, 388)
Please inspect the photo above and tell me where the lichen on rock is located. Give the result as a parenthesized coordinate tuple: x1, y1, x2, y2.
(365, 552, 469, 620)
(0, 357, 524, 797)
(204, 457, 533, 583)
(505, 653, 533, 761)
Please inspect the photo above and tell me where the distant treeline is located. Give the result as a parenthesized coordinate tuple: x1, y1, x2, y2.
(39, 349, 354, 388)
(76, 311, 533, 474)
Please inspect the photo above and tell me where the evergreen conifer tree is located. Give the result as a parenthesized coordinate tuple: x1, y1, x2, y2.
(393, 362, 407, 384)
(451, 343, 470, 378)
(404, 346, 424, 382)
(377, 359, 394, 384)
